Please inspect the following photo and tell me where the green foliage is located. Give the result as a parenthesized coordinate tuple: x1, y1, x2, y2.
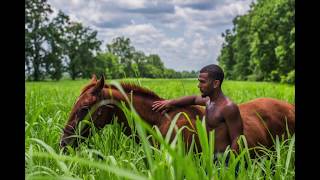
(44, 11, 70, 80)
(104, 36, 196, 79)
(281, 70, 295, 84)
(25, 1, 198, 81)
(217, 29, 236, 80)
(25, 0, 102, 81)
(25, 0, 53, 81)
(96, 52, 124, 79)
(107, 37, 136, 77)
(65, 22, 102, 80)
(217, 0, 295, 84)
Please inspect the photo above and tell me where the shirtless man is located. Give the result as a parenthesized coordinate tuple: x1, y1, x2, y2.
(152, 64, 243, 154)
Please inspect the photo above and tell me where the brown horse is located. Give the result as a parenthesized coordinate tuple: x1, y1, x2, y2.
(60, 75, 295, 154)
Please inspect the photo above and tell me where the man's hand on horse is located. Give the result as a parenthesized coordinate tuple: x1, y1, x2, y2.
(152, 100, 173, 114)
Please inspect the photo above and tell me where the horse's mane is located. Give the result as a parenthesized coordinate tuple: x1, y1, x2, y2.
(118, 83, 162, 99)
(80, 81, 162, 100)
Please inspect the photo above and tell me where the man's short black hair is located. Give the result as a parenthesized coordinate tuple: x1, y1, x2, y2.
(200, 64, 224, 86)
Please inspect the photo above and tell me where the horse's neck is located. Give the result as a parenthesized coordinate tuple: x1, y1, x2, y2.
(130, 95, 163, 126)
(102, 88, 163, 126)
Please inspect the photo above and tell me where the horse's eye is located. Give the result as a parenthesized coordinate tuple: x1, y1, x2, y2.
(83, 107, 90, 112)
(77, 107, 88, 116)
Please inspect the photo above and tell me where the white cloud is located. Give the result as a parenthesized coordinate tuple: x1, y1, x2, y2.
(47, 0, 252, 71)
(175, 0, 251, 29)
(161, 37, 186, 49)
(96, 23, 165, 51)
(114, 0, 147, 9)
(100, 23, 163, 41)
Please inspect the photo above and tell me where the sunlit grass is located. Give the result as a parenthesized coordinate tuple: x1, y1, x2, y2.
(26, 79, 295, 179)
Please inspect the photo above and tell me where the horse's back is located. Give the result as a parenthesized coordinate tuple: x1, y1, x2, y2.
(239, 97, 295, 147)
(161, 97, 295, 150)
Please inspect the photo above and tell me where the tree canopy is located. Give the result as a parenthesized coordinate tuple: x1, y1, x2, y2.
(25, 0, 197, 81)
(25, 0, 294, 83)
(217, 0, 295, 84)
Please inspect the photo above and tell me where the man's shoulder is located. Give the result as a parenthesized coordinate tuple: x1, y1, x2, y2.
(220, 101, 241, 121)
(221, 100, 240, 113)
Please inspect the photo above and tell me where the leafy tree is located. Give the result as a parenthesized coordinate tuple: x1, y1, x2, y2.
(25, 0, 53, 81)
(145, 54, 165, 78)
(217, 29, 236, 80)
(44, 11, 70, 80)
(217, 0, 295, 83)
(65, 22, 102, 80)
(96, 52, 124, 79)
(107, 37, 135, 77)
(232, 15, 253, 80)
(147, 54, 165, 70)
(132, 51, 147, 77)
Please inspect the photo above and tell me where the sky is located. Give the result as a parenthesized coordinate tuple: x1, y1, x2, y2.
(47, 0, 253, 71)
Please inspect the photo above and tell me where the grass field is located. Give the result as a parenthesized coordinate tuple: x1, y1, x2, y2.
(25, 79, 295, 180)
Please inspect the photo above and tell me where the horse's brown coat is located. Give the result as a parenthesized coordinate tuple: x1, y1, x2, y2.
(60, 77, 295, 154)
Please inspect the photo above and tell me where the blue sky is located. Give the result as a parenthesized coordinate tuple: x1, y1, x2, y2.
(48, 0, 253, 71)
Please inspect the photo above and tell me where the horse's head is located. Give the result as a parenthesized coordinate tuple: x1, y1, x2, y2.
(60, 74, 110, 149)
(60, 75, 167, 149)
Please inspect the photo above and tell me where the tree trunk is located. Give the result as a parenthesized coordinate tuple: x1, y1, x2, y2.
(33, 62, 40, 81)
(32, 38, 42, 81)
(33, 52, 41, 81)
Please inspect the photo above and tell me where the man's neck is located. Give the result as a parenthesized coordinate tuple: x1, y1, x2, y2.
(209, 89, 223, 103)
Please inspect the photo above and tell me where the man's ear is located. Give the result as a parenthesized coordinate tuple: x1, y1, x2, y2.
(91, 75, 105, 95)
(213, 80, 220, 88)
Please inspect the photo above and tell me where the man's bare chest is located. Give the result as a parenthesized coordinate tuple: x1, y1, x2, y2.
(205, 102, 225, 128)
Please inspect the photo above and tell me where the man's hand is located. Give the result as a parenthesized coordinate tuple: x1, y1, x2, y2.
(152, 100, 173, 114)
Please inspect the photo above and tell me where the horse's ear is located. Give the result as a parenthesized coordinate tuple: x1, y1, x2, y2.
(91, 74, 97, 83)
(91, 75, 105, 95)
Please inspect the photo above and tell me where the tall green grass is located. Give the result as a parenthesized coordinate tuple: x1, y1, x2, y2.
(26, 79, 295, 180)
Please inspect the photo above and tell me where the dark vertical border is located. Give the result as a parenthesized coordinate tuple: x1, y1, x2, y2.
(295, 0, 302, 178)
(295, 0, 317, 179)
(1, 0, 25, 179)
(295, 0, 299, 177)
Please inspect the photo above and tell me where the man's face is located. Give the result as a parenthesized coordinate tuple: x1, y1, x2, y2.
(198, 72, 214, 97)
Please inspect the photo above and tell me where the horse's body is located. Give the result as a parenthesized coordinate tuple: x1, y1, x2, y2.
(60, 76, 295, 154)
(154, 98, 295, 153)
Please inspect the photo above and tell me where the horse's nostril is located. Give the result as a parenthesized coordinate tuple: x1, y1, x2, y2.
(60, 140, 67, 148)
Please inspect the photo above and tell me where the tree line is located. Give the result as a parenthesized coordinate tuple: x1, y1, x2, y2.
(97, 37, 198, 79)
(217, 0, 295, 84)
(25, 0, 197, 81)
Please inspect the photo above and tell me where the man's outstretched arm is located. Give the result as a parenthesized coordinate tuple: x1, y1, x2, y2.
(152, 95, 208, 113)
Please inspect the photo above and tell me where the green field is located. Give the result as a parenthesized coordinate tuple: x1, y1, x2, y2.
(26, 79, 295, 180)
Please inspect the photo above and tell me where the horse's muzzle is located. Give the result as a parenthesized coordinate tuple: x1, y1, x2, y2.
(59, 136, 75, 149)
(59, 139, 68, 149)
